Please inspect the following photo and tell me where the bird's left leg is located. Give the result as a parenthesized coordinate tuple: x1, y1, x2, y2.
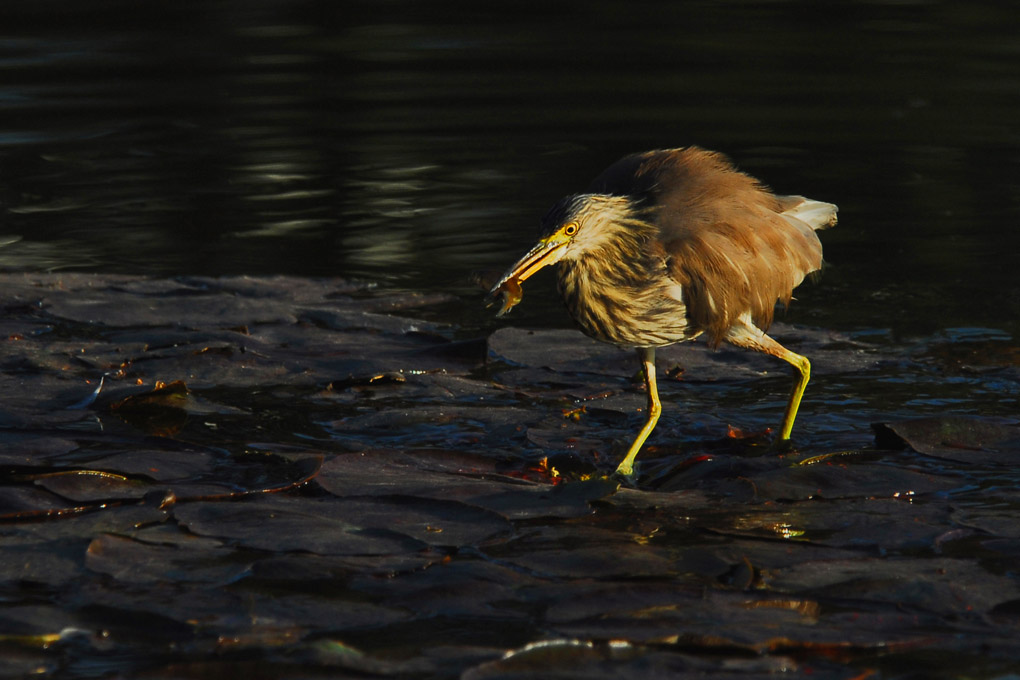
(725, 320, 811, 442)
(615, 347, 660, 477)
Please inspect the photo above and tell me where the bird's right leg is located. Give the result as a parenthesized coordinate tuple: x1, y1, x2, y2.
(725, 319, 811, 442)
(615, 347, 660, 477)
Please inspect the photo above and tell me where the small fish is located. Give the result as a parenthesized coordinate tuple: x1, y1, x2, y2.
(486, 276, 523, 317)
(485, 230, 573, 318)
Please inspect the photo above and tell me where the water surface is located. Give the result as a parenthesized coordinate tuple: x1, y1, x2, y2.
(1, 0, 1018, 339)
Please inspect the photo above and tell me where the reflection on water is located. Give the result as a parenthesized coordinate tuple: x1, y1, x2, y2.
(0, 0, 1018, 340)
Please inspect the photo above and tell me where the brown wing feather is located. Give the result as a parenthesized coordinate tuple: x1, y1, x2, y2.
(589, 147, 824, 344)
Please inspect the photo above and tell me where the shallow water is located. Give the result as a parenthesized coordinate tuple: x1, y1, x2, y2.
(1, 1, 1020, 678)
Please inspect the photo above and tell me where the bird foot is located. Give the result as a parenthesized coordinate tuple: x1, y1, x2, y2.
(768, 437, 795, 455)
(609, 464, 639, 487)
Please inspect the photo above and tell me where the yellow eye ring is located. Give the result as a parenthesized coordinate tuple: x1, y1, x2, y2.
(564, 223, 578, 236)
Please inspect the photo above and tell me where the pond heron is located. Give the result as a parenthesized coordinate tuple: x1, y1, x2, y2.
(487, 147, 837, 476)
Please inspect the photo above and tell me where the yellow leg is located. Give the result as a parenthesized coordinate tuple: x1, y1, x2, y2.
(615, 347, 660, 477)
(725, 322, 811, 443)
(775, 349, 810, 441)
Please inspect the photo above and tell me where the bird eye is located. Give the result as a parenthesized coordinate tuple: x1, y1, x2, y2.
(564, 223, 578, 236)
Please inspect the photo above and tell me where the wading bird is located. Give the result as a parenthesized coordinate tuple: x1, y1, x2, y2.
(487, 147, 837, 476)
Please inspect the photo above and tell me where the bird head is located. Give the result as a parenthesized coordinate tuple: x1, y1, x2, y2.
(486, 194, 635, 316)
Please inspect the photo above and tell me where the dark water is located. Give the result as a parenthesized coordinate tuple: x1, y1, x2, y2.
(1, 0, 1019, 341)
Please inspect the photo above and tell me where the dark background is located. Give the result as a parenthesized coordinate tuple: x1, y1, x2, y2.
(1, 0, 1018, 338)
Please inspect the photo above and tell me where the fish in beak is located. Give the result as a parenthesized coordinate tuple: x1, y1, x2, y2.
(486, 233, 571, 316)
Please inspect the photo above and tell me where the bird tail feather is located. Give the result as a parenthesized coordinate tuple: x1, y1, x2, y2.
(779, 196, 838, 232)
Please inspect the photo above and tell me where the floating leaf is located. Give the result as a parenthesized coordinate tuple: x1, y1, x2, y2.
(317, 450, 613, 520)
(873, 416, 1020, 463)
(328, 371, 406, 390)
(108, 380, 190, 435)
(110, 380, 190, 410)
(172, 498, 428, 556)
(30, 469, 145, 502)
(85, 533, 248, 585)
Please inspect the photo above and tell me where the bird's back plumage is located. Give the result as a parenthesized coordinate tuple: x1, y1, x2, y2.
(583, 147, 837, 344)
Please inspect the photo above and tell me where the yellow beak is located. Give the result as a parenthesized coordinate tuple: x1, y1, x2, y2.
(486, 234, 570, 316)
